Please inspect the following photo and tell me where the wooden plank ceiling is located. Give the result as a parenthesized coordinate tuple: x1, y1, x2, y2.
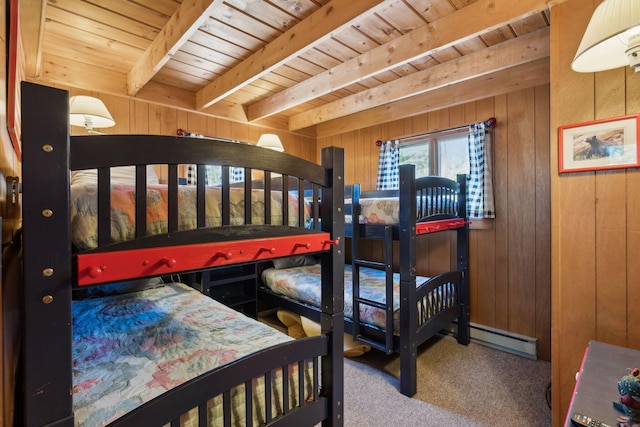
(21, 0, 557, 135)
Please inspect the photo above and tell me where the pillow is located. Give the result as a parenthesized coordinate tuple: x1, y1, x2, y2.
(71, 166, 159, 186)
(272, 255, 319, 269)
(73, 277, 164, 299)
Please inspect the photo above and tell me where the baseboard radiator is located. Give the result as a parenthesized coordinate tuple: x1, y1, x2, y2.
(442, 321, 538, 360)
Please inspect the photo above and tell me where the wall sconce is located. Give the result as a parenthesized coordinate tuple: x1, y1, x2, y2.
(69, 95, 116, 133)
(572, 0, 640, 73)
(256, 134, 284, 152)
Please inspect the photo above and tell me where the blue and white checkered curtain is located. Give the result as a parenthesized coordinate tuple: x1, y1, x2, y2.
(467, 122, 495, 219)
(376, 140, 400, 190)
(186, 165, 244, 185)
(231, 167, 244, 183)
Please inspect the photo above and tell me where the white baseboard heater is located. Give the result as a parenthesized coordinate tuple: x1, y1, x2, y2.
(442, 321, 538, 360)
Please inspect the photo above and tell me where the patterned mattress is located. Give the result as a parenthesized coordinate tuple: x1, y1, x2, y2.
(70, 184, 310, 250)
(261, 264, 431, 332)
(72, 283, 309, 426)
(346, 196, 459, 225)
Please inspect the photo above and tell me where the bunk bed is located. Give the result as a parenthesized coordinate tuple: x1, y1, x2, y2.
(17, 82, 345, 426)
(259, 165, 469, 397)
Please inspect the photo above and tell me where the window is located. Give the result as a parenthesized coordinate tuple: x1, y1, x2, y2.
(399, 131, 468, 180)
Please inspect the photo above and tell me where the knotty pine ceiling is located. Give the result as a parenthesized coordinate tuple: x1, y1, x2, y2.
(22, 0, 554, 136)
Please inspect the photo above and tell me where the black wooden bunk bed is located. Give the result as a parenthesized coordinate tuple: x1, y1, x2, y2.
(258, 164, 470, 397)
(18, 82, 345, 426)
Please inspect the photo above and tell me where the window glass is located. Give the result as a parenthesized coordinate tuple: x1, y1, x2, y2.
(438, 134, 469, 180)
(399, 131, 468, 179)
(399, 143, 430, 177)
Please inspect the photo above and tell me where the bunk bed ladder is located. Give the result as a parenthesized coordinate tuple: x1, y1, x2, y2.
(351, 200, 395, 355)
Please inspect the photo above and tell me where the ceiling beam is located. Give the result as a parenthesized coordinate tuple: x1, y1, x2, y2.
(315, 57, 550, 138)
(247, 0, 562, 122)
(20, 0, 47, 79)
(127, 0, 225, 96)
(290, 27, 550, 130)
(195, 0, 386, 111)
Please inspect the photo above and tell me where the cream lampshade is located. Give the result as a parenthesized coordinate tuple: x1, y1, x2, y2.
(572, 0, 640, 73)
(256, 134, 284, 152)
(69, 95, 116, 132)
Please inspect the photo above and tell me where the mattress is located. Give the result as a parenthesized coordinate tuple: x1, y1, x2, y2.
(346, 196, 459, 226)
(261, 264, 431, 332)
(72, 282, 311, 426)
(70, 184, 310, 250)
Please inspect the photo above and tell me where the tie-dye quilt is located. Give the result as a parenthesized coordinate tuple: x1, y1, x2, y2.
(72, 283, 309, 426)
(70, 184, 310, 251)
(261, 264, 434, 332)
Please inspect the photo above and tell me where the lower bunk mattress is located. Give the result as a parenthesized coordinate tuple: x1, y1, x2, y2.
(262, 264, 437, 333)
(73, 282, 310, 426)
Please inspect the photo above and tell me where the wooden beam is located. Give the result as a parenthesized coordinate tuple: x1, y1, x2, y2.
(290, 27, 550, 130)
(247, 0, 563, 122)
(127, 0, 225, 96)
(195, 0, 386, 110)
(314, 57, 550, 138)
(20, 0, 46, 78)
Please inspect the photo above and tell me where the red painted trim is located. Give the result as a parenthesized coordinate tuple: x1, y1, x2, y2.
(415, 218, 466, 235)
(77, 232, 332, 286)
(564, 344, 590, 426)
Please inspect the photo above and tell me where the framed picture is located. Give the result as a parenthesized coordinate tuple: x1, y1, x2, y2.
(558, 114, 640, 173)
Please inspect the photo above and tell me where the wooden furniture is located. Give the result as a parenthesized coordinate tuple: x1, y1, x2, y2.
(565, 340, 640, 427)
(18, 82, 345, 426)
(259, 167, 470, 397)
(197, 264, 259, 318)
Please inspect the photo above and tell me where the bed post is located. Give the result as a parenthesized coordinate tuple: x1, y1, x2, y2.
(20, 82, 74, 426)
(398, 164, 417, 397)
(456, 174, 470, 345)
(320, 146, 345, 426)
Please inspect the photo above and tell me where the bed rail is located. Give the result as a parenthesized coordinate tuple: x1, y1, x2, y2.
(20, 81, 345, 427)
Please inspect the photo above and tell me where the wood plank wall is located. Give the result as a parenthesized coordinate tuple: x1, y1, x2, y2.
(317, 85, 552, 363)
(551, 1, 640, 426)
(59, 84, 318, 165)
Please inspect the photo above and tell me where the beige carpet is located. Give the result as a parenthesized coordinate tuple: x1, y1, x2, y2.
(259, 311, 552, 426)
(344, 335, 551, 426)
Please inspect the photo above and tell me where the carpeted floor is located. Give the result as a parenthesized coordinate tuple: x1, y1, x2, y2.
(259, 311, 552, 426)
(343, 335, 552, 426)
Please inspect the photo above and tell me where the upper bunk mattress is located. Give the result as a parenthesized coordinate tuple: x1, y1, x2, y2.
(71, 184, 310, 250)
(72, 282, 309, 426)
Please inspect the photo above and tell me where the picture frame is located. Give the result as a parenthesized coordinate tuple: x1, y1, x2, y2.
(559, 114, 640, 173)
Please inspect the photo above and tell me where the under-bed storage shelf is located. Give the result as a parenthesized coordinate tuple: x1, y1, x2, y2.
(199, 264, 258, 318)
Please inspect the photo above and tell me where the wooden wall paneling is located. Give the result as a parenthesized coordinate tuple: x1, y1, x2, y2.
(594, 169, 627, 346)
(557, 171, 597, 425)
(230, 123, 249, 144)
(493, 93, 510, 331)
(472, 98, 499, 327)
(626, 66, 640, 351)
(507, 88, 537, 338)
(626, 169, 640, 350)
(101, 93, 129, 134)
(533, 84, 551, 361)
(130, 99, 150, 134)
(206, 116, 218, 138)
(594, 67, 628, 347)
(215, 117, 232, 140)
(148, 103, 162, 135)
(186, 110, 208, 135)
(551, 2, 600, 423)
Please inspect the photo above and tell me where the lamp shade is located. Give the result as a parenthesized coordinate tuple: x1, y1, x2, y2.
(69, 96, 116, 131)
(256, 134, 284, 152)
(572, 0, 640, 73)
